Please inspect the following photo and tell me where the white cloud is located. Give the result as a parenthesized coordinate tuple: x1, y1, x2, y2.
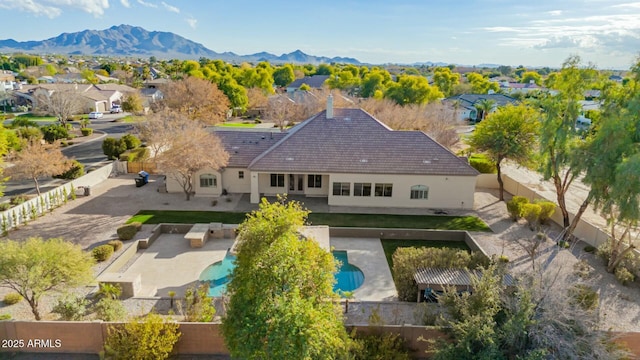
(0, 0, 110, 17)
(137, 0, 157, 8)
(547, 10, 562, 16)
(161, 1, 179, 13)
(186, 17, 197, 29)
(120, 0, 130, 8)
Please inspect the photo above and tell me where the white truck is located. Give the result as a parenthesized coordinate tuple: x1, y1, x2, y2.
(110, 105, 122, 113)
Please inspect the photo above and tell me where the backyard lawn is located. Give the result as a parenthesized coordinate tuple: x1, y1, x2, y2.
(127, 210, 491, 231)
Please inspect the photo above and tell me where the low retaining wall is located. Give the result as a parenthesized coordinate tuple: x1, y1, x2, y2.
(329, 227, 488, 258)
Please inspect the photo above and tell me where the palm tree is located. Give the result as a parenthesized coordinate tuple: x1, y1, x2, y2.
(474, 99, 496, 122)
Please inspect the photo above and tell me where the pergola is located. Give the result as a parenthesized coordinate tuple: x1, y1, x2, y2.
(413, 267, 515, 302)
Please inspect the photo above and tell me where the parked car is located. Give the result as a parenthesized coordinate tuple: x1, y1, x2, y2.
(110, 105, 122, 113)
(88, 111, 103, 119)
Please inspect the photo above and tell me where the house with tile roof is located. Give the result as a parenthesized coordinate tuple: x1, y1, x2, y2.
(443, 93, 518, 122)
(165, 97, 479, 209)
(286, 75, 330, 93)
(13, 83, 138, 113)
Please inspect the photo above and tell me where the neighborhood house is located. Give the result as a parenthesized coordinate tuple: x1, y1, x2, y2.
(166, 98, 479, 209)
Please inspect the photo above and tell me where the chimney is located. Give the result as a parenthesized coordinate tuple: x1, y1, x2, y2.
(326, 94, 333, 119)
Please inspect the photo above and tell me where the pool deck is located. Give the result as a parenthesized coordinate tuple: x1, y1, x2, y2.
(121, 233, 397, 300)
(331, 237, 397, 301)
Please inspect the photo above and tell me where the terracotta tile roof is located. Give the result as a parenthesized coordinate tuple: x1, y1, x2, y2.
(215, 130, 287, 168)
(248, 108, 478, 176)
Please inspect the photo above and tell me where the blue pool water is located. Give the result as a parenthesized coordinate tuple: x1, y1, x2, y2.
(199, 250, 364, 297)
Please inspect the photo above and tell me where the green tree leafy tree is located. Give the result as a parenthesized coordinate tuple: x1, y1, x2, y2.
(0, 237, 95, 320)
(466, 73, 500, 94)
(537, 56, 597, 240)
(222, 198, 350, 360)
(273, 64, 296, 87)
(121, 92, 144, 114)
(432, 67, 461, 97)
(468, 104, 540, 200)
(384, 75, 443, 105)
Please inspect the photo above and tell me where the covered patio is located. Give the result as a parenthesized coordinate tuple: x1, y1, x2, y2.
(413, 267, 515, 302)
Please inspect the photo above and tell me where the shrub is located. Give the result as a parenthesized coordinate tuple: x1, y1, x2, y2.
(94, 298, 127, 321)
(102, 137, 127, 160)
(521, 203, 542, 230)
(506, 196, 528, 221)
(573, 259, 593, 279)
(80, 128, 94, 136)
(0, 314, 11, 320)
(0, 202, 10, 211)
(349, 331, 411, 360)
(93, 244, 115, 262)
(182, 284, 216, 322)
(128, 147, 149, 162)
(103, 313, 181, 360)
(615, 267, 635, 286)
(469, 154, 496, 174)
(11, 117, 38, 128)
(569, 284, 599, 311)
(40, 124, 69, 143)
(3, 292, 22, 305)
(16, 126, 43, 141)
(584, 245, 596, 253)
(108, 240, 123, 251)
(10, 195, 29, 206)
(392, 247, 489, 302)
(120, 134, 141, 150)
(52, 294, 89, 321)
(97, 283, 122, 300)
(117, 223, 140, 240)
(498, 255, 509, 263)
(535, 200, 556, 225)
(53, 160, 84, 180)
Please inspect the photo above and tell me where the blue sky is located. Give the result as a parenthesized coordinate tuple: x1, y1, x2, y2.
(1, 0, 639, 69)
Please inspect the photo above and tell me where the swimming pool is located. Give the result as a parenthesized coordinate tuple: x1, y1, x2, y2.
(199, 250, 364, 297)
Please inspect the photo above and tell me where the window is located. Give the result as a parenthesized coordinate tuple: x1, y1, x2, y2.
(410, 185, 429, 199)
(199, 174, 217, 188)
(374, 183, 393, 197)
(353, 182, 371, 196)
(307, 174, 322, 188)
(238, 171, 244, 179)
(270, 173, 284, 187)
(332, 182, 350, 196)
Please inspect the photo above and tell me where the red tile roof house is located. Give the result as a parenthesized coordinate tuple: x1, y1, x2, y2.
(165, 97, 479, 210)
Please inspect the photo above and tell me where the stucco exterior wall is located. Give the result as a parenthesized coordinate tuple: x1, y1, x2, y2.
(257, 172, 288, 196)
(221, 168, 250, 194)
(327, 173, 476, 209)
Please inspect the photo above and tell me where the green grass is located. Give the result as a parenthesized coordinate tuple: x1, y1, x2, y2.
(217, 122, 257, 128)
(381, 239, 471, 270)
(127, 210, 491, 231)
(120, 115, 145, 123)
(13, 115, 57, 122)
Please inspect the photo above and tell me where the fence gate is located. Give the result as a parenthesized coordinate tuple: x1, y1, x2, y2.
(127, 162, 157, 174)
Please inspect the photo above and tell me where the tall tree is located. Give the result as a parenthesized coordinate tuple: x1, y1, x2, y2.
(7, 141, 72, 195)
(154, 113, 229, 200)
(34, 86, 84, 125)
(360, 69, 391, 98)
(466, 72, 500, 94)
(538, 56, 597, 240)
(160, 77, 230, 125)
(467, 104, 540, 200)
(0, 237, 95, 320)
(273, 64, 296, 87)
(222, 198, 350, 360)
(432, 67, 461, 97)
(384, 75, 443, 105)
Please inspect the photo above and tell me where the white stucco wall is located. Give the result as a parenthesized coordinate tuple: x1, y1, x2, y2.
(221, 168, 251, 194)
(327, 173, 476, 209)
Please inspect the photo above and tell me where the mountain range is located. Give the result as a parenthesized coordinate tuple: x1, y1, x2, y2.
(0, 25, 361, 65)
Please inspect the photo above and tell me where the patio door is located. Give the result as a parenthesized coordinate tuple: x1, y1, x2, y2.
(289, 174, 304, 193)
